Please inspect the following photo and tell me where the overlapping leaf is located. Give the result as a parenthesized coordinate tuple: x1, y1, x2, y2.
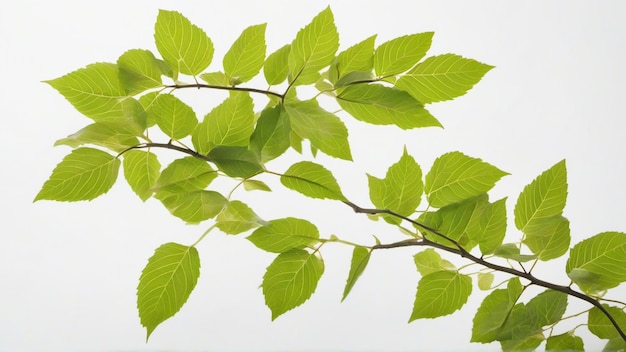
(207, 146, 264, 178)
(374, 32, 433, 76)
(153, 157, 216, 194)
(248, 217, 319, 253)
(216, 200, 265, 235)
(54, 120, 141, 152)
(150, 94, 198, 139)
(545, 333, 584, 352)
(137, 242, 200, 340)
(264, 44, 291, 85)
(329, 35, 376, 83)
(223, 24, 267, 84)
(117, 49, 165, 95)
(413, 249, 455, 276)
(123, 150, 161, 201)
(588, 305, 626, 344)
(280, 161, 345, 200)
(157, 190, 227, 224)
(409, 270, 472, 320)
(471, 278, 522, 343)
(249, 105, 291, 162)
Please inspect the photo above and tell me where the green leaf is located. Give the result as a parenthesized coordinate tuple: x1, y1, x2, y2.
(337, 84, 441, 129)
(329, 35, 376, 83)
(566, 231, 626, 293)
(395, 54, 494, 103)
(54, 120, 141, 152)
(477, 273, 494, 290)
(137, 242, 200, 340)
(262, 249, 324, 320)
(588, 305, 626, 340)
(288, 6, 339, 85)
(499, 333, 544, 352)
(413, 248, 456, 276)
(333, 71, 374, 88)
(223, 23, 267, 84)
(35, 148, 120, 202)
(284, 99, 351, 160)
(123, 150, 161, 202)
(368, 148, 423, 224)
(476, 197, 507, 255)
(545, 333, 584, 352)
(192, 92, 255, 154)
(138, 92, 159, 127)
(264, 44, 291, 85)
(471, 278, 523, 343)
(117, 49, 164, 95)
(424, 194, 488, 249)
(425, 151, 508, 208)
(374, 32, 433, 76)
(154, 10, 214, 76)
(341, 246, 371, 302)
(199, 71, 231, 86)
(280, 161, 345, 201)
(249, 105, 291, 162)
(215, 200, 265, 235)
(523, 216, 570, 261)
(207, 146, 264, 178)
(150, 94, 198, 139)
(157, 190, 227, 224)
(242, 179, 271, 192)
(409, 271, 472, 320)
(153, 157, 216, 195)
(514, 160, 568, 233)
(493, 243, 537, 262)
(248, 217, 319, 253)
(45, 62, 128, 121)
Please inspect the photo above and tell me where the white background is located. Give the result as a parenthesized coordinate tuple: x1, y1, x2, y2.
(1, 1, 625, 351)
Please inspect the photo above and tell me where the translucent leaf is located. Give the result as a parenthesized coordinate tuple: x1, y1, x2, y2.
(243, 180, 271, 192)
(426, 194, 489, 250)
(150, 94, 198, 140)
(514, 160, 568, 233)
(341, 246, 371, 302)
(199, 71, 230, 86)
(493, 243, 537, 262)
(413, 248, 456, 276)
(425, 151, 508, 208)
(207, 146, 264, 178)
(154, 10, 214, 76)
(192, 92, 255, 154)
(117, 49, 164, 95)
(45, 62, 127, 121)
(566, 231, 626, 293)
(409, 271, 472, 320)
(396, 54, 494, 103)
(374, 32, 433, 76)
(280, 161, 345, 201)
(138, 92, 159, 127)
(262, 249, 324, 320)
(153, 157, 216, 195)
(367, 148, 423, 224)
(523, 216, 570, 261)
(264, 44, 291, 85)
(477, 273, 494, 290)
(216, 200, 265, 235)
(589, 307, 626, 339)
(545, 333, 584, 351)
(288, 6, 339, 85)
(471, 278, 523, 343)
(333, 71, 374, 88)
(499, 334, 543, 352)
(157, 190, 227, 224)
(249, 105, 291, 162)
(137, 242, 200, 340)
(223, 23, 267, 84)
(35, 148, 120, 202)
(54, 120, 141, 152)
(337, 84, 441, 129)
(123, 150, 160, 202)
(248, 217, 319, 253)
(476, 197, 507, 255)
(329, 35, 376, 83)
(284, 99, 351, 160)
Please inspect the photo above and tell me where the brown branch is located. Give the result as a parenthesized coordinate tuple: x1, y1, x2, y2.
(117, 142, 212, 163)
(165, 83, 284, 99)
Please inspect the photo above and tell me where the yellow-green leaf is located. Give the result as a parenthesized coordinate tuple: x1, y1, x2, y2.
(223, 23, 267, 84)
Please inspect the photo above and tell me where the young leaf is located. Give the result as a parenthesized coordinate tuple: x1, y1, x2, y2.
(374, 32, 433, 76)
(413, 248, 456, 276)
(425, 151, 508, 208)
(137, 242, 200, 340)
(207, 146, 264, 178)
(280, 161, 346, 201)
(45, 63, 127, 121)
(216, 200, 265, 235)
(341, 246, 372, 302)
(476, 197, 507, 255)
(337, 84, 441, 129)
(566, 231, 626, 293)
(493, 243, 537, 262)
(333, 71, 374, 88)
(35, 148, 120, 202)
(248, 217, 319, 253)
(249, 105, 291, 162)
(262, 249, 324, 320)
(329, 35, 376, 83)
(588, 305, 626, 340)
(199, 71, 231, 86)
(117, 49, 164, 95)
(223, 23, 267, 84)
(409, 270, 472, 321)
(153, 157, 216, 194)
(395, 54, 494, 103)
(157, 190, 227, 224)
(545, 333, 584, 352)
(192, 92, 255, 154)
(471, 278, 523, 343)
(284, 99, 351, 160)
(522, 216, 570, 261)
(264, 44, 291, 85)
(54, 121, 140, 152)
(150, 94, 198, 140)
(367, 148, 423, 224)
(288, 6, 339, 85)
(154, 10, 214, 76)
(477, 273, 494, 290)
(242, 179, 271, 192)
(123, 150, 161, 202)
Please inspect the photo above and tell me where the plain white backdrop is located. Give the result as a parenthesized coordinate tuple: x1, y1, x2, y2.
(1, 1, 625, 351)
